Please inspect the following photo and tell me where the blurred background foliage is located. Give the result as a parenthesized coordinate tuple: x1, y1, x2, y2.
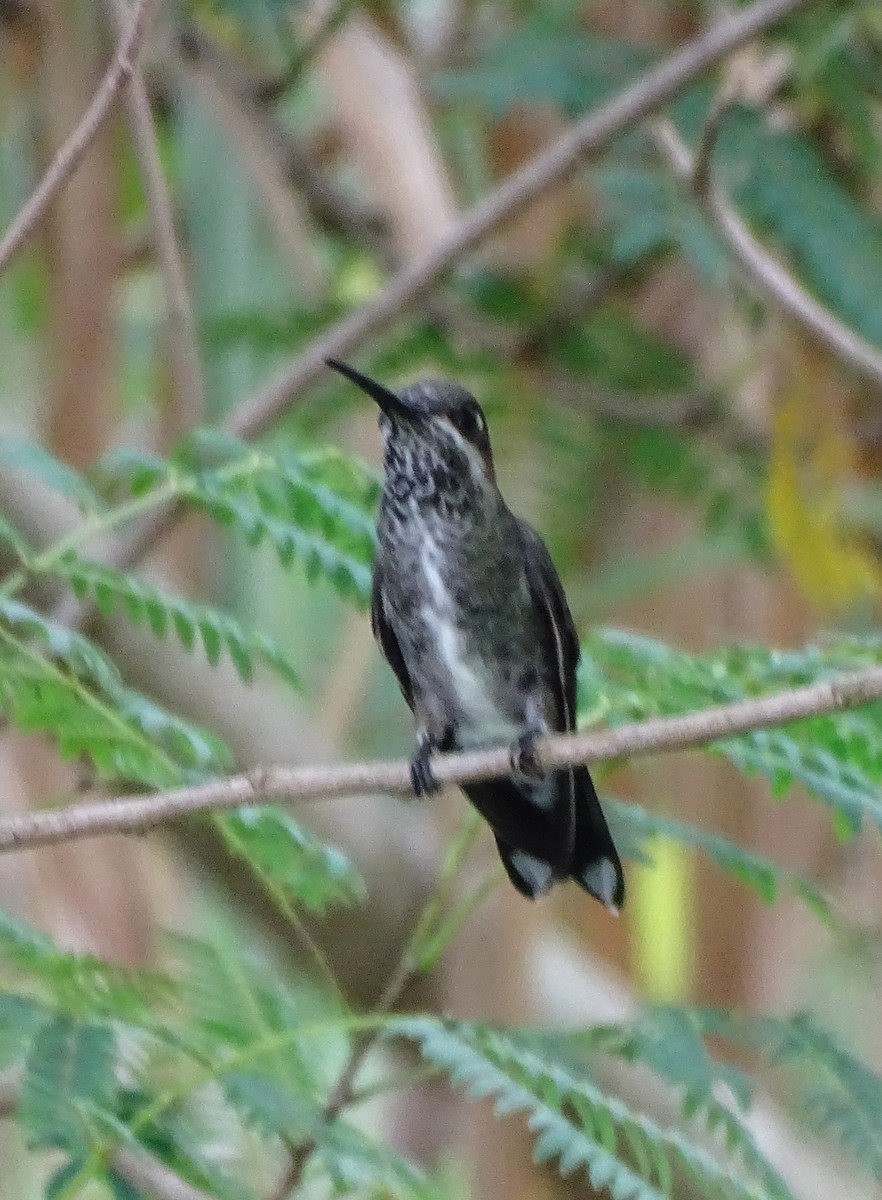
(1, 0, 882, 1198)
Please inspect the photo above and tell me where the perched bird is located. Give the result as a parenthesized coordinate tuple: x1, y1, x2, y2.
(327, 359, 624, 910)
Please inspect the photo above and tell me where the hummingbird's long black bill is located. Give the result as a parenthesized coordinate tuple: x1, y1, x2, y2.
(326, 359, 412, 419)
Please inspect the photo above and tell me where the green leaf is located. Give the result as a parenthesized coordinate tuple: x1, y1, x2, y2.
(0, 992, 47, 1069)
(319, 1119, 433, 1198)
(94, 445, 168, 498)
(18, 1016, 117, 1153)
(594, 158, 731, 283)
(435, 20, 648, 118)
(0, 513, 34, 564)
(218, 806, 366, 915)
(0, 597, 231, 786)
(0, 909, 176, 1025)
(48, 556, 302, 690)
(0, 435, 102, 512)
(220, 1069, 317, 1141)
(708, 1010, 882, 1180)
(606, 799, 830, 919)
(552, 310, 694, 394)
(399, 1017, 792, 1200)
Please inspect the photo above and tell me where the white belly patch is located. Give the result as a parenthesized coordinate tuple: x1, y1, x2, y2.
(419, 531, 519, 747)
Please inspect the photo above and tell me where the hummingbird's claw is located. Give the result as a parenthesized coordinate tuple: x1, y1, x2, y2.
(510, 730, 545, 780)
(410, 735, 440, 797)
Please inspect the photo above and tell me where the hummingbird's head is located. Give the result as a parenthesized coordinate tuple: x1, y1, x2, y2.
(326, 359, 496, 488)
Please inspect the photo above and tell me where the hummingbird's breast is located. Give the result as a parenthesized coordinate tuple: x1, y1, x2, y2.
(377, 484, 549, 748)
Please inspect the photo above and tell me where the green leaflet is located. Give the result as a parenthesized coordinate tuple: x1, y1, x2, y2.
(607, 798, 830, 920)
(399, 1017, 793, 1200)
(96, 432, 378, 607)
(0, 597, 230, 786)
(704, 1010, 882, 1181)
(0, 435, 102, 513)
(18, 1016, 118, 1154)
(0, 909, 176, 1025)
(53, 555, 301, 689)
(218, 806, 365, 915)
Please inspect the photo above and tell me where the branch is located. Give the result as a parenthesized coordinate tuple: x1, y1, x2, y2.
(0, 0, 163, 276)
(229, 0, 816, 442)
(2, 663, 881, 854)
(105, 0, 204, 436)
(653, 119, 882, 389)
(107, 1147, 218, 1200)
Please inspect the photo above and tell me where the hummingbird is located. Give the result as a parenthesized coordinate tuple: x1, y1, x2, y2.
(327, 359, 624, 910)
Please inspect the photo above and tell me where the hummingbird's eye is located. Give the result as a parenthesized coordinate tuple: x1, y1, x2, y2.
(451, 406, 486, 441)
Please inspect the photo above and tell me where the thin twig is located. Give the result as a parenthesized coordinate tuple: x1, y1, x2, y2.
(0, 0, 163, 276)
(2, 662, 881, 854)
(265, 816, 481, 1200)
(229, 0, 816, 442)
(654, 119, 882, 389)
(691, 83, 741, 201)
(267, 952, 416, 1200)
(256, 0, 361, 103)
(104, 0, 204, 437)
(110, 1147, 218, 1200)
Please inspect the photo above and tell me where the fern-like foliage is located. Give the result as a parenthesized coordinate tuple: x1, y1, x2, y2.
(222, 1069, 433, 1198)
(582, 629, 882, 834)
(0, 909, 175, 1028)
(17, 1016, 118, 1154)
(704, 1010, 882, 1180)
(397, 1016, 794, 1200)
(98, 431, 379, 606)
(0, 434, 103, 514)
(0, 597, 230, 787)
(0, 600, 231, 787)
(50, 555, 301, 688)
(607, 798, 830, 919)
(218, 805, 365, 916)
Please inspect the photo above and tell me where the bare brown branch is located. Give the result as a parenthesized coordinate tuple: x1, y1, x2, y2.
(654, 119, 882, 389)
(0, 0, 163, 276)
(2, 662, 880, 854)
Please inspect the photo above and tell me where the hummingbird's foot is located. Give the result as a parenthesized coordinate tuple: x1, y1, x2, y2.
(410, 732, 440, 797)
(510, 729, 546, 780)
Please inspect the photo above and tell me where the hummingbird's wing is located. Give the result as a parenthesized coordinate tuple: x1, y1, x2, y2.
(515, 520, 580, 733)
(458, 521, 583, 897)
(516, 520, 625, 911)
(371, 562, 414, 710)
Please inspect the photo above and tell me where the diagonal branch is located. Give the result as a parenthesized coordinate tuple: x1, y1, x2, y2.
(653, 118, 882, 389)
(228, 0, 816, 442)
(2, 662, 881, 854)
(0, 0, 164, 276)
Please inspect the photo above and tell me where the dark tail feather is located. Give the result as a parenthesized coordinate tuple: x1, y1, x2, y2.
(494, 836, 556, 899)
(461, 774, 574, 872)
(570, 765, 625, 911)
(462, 768, 624, 909)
